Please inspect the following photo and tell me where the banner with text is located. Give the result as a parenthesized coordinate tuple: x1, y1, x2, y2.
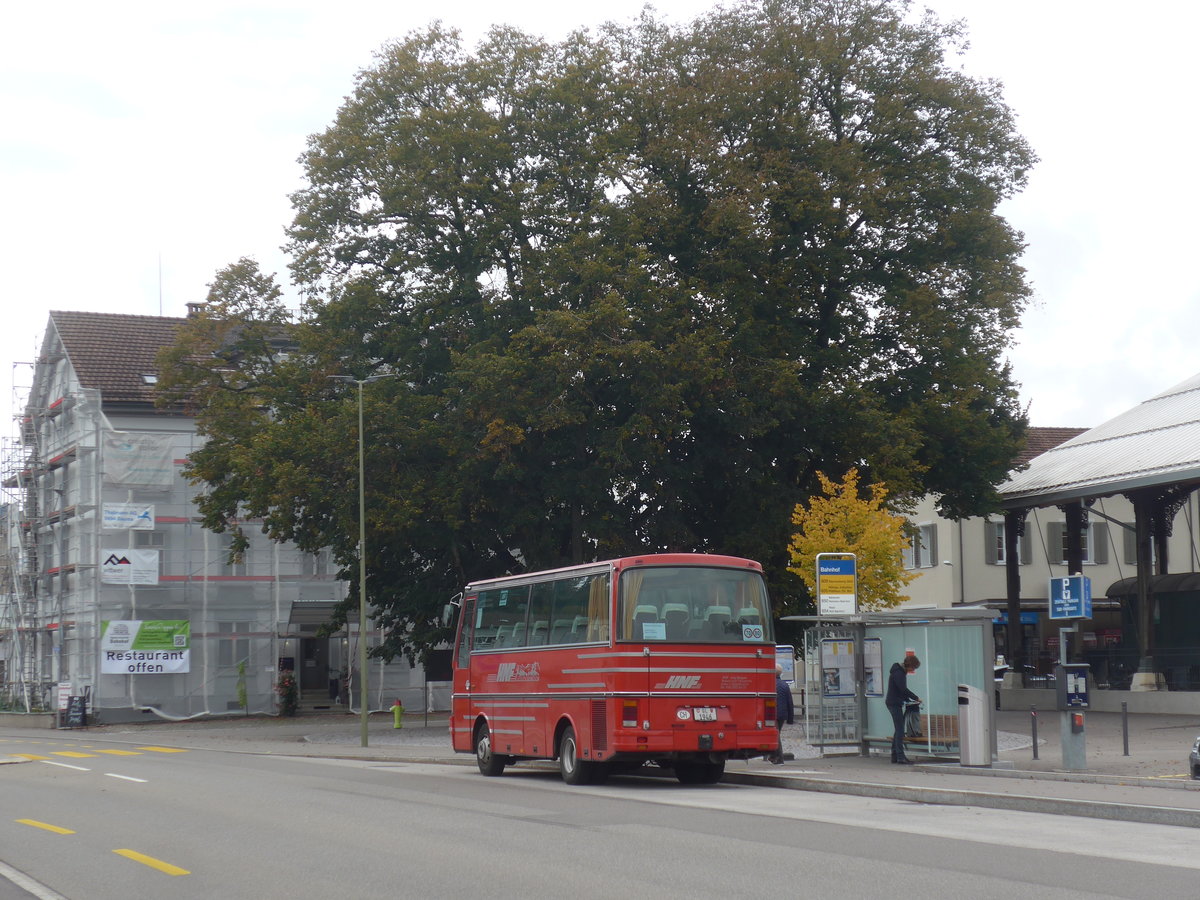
(101, 549, 160, 585)
(102, 503, 156, 530)
(100, 620, 190, 674)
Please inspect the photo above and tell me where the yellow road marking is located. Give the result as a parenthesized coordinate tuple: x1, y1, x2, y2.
(137, 746, 187, 754)
(16, 819, 75, 835)
(52, 751, 95, 758)
(93, 749, 141, 756)
(113, 849, 190, 876)
(13, 754, 51, 761)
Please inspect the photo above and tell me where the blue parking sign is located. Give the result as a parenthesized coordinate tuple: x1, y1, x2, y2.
(1049, 575, 1092, 620)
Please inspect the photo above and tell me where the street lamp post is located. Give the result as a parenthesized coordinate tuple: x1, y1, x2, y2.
(329, 374, 395, 748)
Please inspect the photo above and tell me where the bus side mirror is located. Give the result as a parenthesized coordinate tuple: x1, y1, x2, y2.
(443, 593, 463, 627)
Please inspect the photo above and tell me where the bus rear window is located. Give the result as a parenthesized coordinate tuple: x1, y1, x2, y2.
(617, 566, 773, 643)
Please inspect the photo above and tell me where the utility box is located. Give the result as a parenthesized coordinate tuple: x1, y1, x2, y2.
(957, 683, 988, 766)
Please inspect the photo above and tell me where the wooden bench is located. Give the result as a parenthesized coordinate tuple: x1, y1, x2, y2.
(863, 713, 960, 755)
(908, 713, 959, 746)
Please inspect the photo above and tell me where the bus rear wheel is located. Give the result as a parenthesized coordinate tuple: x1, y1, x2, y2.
(558, 726, 606, 785)
(475, 723, 506, 776)
(675, 759, 725, 784)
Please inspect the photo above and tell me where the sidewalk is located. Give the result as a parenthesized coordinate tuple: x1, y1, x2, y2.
(5, 708, 1199, 827)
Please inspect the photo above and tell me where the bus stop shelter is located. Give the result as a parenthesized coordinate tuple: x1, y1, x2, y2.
(785, 607, 997, 766)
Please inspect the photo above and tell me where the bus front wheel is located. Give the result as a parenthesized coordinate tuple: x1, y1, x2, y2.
(475, 723, 506, 777)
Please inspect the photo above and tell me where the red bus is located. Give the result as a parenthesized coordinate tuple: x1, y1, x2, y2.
(449, 553, 779, 785)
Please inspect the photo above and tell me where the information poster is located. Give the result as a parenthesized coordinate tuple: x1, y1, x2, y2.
(863, 638, 883, 697)
(776, 645, 797, 685)
(819, 638, 856, 697)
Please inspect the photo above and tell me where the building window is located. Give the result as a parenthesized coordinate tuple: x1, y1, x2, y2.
(300, 550, 330, 576)
(220, 535, 249, 576)
(217, 622, 251, 667)
(1047, 521, 1108, 566)
(985, 521, 1030, 565)
(903, 523, 938, 569)
(134, 531, 165, 548)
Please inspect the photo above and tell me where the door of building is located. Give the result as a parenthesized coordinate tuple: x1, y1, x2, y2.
(299, 638, 330, 692)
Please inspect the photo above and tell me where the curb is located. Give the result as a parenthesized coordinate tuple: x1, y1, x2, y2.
(721, 770, 1200, 829)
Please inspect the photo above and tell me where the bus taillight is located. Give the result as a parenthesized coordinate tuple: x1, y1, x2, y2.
(764, 697, 777, 728)
(622, 699, 639, 729)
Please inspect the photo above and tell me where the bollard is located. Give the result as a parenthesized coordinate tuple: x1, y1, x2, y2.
(1031, 705, 1038, 760)
(1122, 701, 1129, 756)
(392, 699, 404, 729)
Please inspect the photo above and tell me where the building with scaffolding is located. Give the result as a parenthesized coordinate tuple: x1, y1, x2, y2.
(1, 310, 435, 724)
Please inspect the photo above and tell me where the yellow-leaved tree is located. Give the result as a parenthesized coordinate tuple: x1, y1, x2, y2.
(788, 469, 916, 611)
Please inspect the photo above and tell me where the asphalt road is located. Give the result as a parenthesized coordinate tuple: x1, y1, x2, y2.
(2, 729, 1199, 899)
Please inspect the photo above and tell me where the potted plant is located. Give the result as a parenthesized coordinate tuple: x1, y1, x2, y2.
(275, 669, 299, 717)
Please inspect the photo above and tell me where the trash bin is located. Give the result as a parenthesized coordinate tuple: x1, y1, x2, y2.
(957, 683, 988, 766)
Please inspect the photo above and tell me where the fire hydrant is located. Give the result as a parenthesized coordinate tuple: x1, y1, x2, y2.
(392, 699, 404, 729)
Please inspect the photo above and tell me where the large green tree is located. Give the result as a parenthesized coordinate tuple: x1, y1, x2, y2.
(159, 0, 1033, 661)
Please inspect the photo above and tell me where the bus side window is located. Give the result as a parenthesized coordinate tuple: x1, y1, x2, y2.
(528, 581, 555, 646)
(477, 586, 530, 649)
(550, 578, 589, 643)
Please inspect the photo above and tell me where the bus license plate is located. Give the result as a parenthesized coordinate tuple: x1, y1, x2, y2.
(694, 707, 717, 722)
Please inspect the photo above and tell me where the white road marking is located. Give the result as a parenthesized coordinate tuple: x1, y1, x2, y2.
(40, 761, 90, 772)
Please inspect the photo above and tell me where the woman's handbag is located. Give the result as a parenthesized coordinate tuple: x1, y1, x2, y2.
(903, 700, 922, 737)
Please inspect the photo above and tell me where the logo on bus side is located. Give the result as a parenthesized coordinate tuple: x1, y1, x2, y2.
(496, 661, 541, 682)
(656, 674, 702, 689)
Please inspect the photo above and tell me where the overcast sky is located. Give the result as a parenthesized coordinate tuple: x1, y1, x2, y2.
(3, 0, 1197, 445)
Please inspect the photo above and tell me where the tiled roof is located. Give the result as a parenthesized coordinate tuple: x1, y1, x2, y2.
(1001, 372, 1200, 507)
(49, 311, 185, 407)
(1016, 427, 1089, 466)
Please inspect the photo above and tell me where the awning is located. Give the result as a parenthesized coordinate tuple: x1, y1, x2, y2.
(1106, 571, 1200, 598)
(288, 602, 344, 626)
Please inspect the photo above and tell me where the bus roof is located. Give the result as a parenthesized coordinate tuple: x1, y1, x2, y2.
(463, 553, 762, 592)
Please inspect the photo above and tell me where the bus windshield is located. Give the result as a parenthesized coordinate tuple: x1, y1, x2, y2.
(617, 565, 773, 643)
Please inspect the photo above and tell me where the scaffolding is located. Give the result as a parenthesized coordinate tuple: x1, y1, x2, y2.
(2, 346, 430, 724)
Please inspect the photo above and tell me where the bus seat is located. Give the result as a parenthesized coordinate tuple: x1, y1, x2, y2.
(736, 607, 761, 624)
(510, 623, 527, 647)
(633, 604, 658, 625)
(663, 603, 690, 640)
(632, 605, 659, 640)
(491, 624, 512, 647)
(550, 619, 573, 643)
(704, 605, 732, 636)
(571, 616, 589, 638)
(529, 620, 549, 645)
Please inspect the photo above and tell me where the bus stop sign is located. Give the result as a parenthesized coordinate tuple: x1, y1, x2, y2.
(816, 554, 857, 616)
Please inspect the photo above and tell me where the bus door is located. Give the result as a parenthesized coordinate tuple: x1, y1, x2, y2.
(450, 593, 475, 753)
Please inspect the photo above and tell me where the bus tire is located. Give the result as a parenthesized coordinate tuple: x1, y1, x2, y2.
(475, 723, 506, 777)
(675, 759, 725, 784)
(558, 726, 599, 786)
